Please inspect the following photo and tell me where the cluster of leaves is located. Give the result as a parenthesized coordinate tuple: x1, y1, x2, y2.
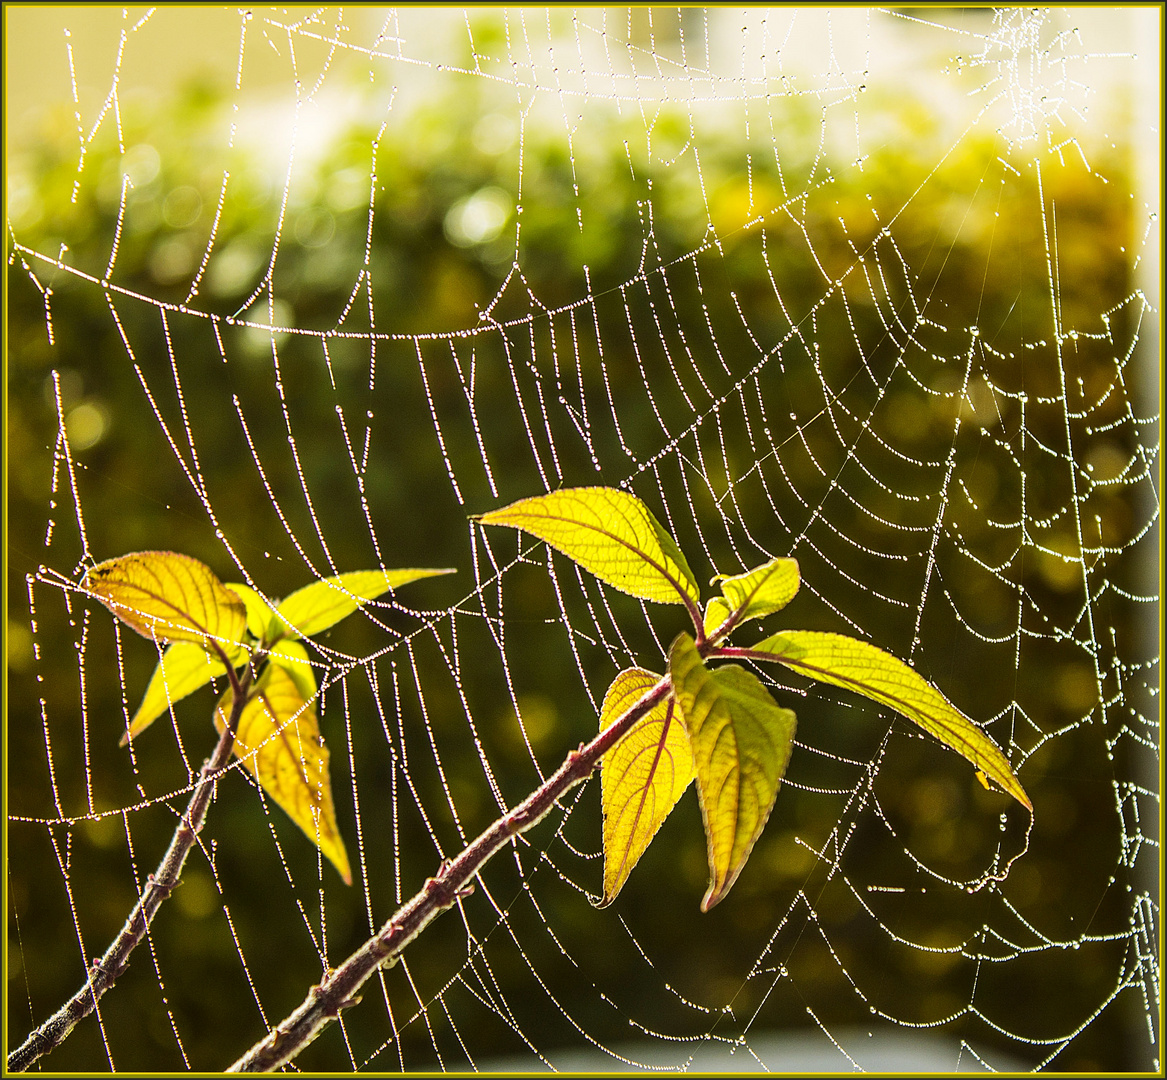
(83, 487, 1029, 916)
(82, 552, 453, 884)
(476, 487, 1031, 910)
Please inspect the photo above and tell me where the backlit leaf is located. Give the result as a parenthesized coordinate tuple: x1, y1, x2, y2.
(269, 639, 318, 701)
(475, 487, 700, 606)
(599, 668, 694, 905)
(751, 630, 1030, 810)
(703, 597, 733, 640)
(225, 582, 273, 640)
(215, 665, 351, 884)
(124, 641, 230, 745)
(271, 568, 455, 642)
(669, 633, 797, 911)
(715, 558, 800, 624)
(83, 551, 247, 654)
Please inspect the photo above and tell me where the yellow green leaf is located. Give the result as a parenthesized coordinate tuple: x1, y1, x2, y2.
(215, 665, 351, 884)
(703, 597, 733, 641)
(270, 568, 455, 642)
(225, 582, 272, 640)
(751, 630, 1030, 810)
(269, 639, 318, 701)
(715, 557, 800, 624)
(474, 487, 700, 606)
(83, 551, 247, 655)
(599, 668, 695, 906)
(124, 641, 228, 745)
(669, 632, 797, 911)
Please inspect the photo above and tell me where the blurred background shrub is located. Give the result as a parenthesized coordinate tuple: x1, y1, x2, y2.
(7, 7, 1155, 1072)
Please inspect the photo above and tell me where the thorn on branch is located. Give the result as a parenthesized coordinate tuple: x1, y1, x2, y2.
(377, 924, 403, 953)
(423, 875, 455, 904)
(86, 955, 119, 992)
(333, 992, 362, 1015)
(145, 871, 176, 898)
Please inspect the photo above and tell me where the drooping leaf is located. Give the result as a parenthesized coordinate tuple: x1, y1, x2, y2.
(669, 633, 797, 911)
(225, 582, 273, 640)
(751, 630, 1030, 810)
(474, 487, 701, 606)
(599, 668, 695, 906)
(215, 665, 351, 884)
(270, 568, 455, 642)
(83, 551, 247, 655)
(714, 557, 800, 625)
(124, 640, 235, 745)
(269, 638, 318, 701)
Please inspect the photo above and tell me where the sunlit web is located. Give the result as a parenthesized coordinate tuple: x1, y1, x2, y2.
(7, 6, 1159, 1073)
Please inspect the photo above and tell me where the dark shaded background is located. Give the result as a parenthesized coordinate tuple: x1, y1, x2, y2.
(7, 7, 1159, 1073)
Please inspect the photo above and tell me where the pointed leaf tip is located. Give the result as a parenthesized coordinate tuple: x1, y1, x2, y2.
(715, 557, 800, 627)
(271, 567, 455, 642)
(475, 487, 701, 607)
(216, 665, 351, 884)
(751, 630, 1030, 811)
(669, 633, 796, 910)
(599, 668, 695, 905)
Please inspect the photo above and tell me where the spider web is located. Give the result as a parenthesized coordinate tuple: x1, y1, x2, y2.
(6, 6, 1160, 1073)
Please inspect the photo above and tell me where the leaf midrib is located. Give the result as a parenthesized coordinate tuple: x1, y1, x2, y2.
(510, 507, 696, 604)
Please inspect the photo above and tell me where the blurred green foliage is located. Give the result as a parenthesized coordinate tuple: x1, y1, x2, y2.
(7, 45, 1150, 1075)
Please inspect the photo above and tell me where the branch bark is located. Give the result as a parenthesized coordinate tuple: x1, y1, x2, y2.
(7, 670, 253, 1072)
(227, 673, 674, 1072)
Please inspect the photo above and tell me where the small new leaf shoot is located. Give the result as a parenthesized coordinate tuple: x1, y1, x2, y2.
(269, 639, 318, 701)
(715, 557, 800, 625)
(225, 582, 274, 640)
(703, 597, 733, 642)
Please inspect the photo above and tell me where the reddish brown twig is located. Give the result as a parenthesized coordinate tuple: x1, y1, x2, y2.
(227, 674, 673, 1072)
(8, 669, 253, 1072)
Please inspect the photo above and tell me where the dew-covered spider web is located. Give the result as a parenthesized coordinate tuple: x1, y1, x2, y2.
(6, 6, 1161, 1073)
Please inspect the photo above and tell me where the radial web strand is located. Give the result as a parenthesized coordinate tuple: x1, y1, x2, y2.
(6, 7, 1160, 1073)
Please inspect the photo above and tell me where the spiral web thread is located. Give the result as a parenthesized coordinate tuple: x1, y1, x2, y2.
(6, 7, 1160, 1072)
